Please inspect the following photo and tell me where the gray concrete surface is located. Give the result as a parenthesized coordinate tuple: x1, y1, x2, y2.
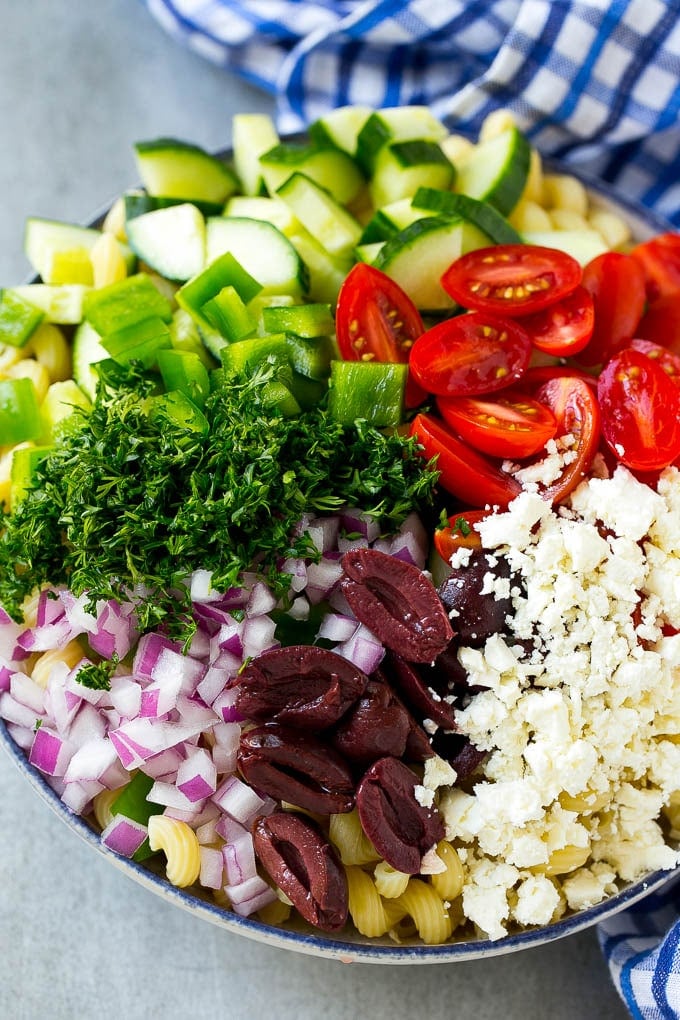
(0, 3, 628, 1017)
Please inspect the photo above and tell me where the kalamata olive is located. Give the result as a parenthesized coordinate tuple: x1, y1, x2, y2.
(238, 723, 354, 815)
(383, 651, 459, 730)
(233, 645, 368, 730)
(252, 811, 348, 932)
(355, 756, 444, 874)
(437, 548, 514, 647)
(331, 673, 412, 764)
(341, 548, 453, 663)
(429, 730, 487, 780)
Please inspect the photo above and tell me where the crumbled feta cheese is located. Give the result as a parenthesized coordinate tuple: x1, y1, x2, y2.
(512, 875, 561, 927)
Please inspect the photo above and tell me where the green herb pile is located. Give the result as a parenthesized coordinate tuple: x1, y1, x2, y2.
(0, 361, 437, 638)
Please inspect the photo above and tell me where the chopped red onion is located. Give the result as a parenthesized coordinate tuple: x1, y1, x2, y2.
(190, 569, 220, 604)
(226, 874, 277, 915)
(61, 778, 103, 815)
(132, 632, 181, 682)
(196, 816, 220, 845)
(29, 726, 74, 776)
(66, 660, 109, 706)
(109, 717, 202, 770)
(45, 671, 82, 732)
(0, 691, 44, 730)
(174, 694, 218, 732)
(0, 658, 13, 693)
(305, 557, 344, 605)
(212, 774, 269, 826)
(186, 626, 211, 660)
(335, 624, 385, 675)
(101, 814, 148, 857)
(211, 689, 244, 724)
(6, 721, 34, 750)
(199, 845, 224, 889)
(89, 600, 138, 659)
(59, 590, 98, 634)
(68, 702, 107, 745)
(151, 647, 206, 696)
(246, 581, 278, 617)
(36, 589, 65, 627)
(338, 535, 370, 554)
(280, 557, 308, 594)
(98, 758, 131, 791)
(210, 720, 241, 772)
(64, 736, 118, 782)
(148, 780, 205, 812)
(176, 747, 217, 802)
(222, 827, 257, 885)
(140, 746, 185, 780)
(17, 618, 73, 653)
(241, 616, 278, 660)
(10, 671, 46, 714)
(287, 596, 310, 621)
(316, 613, 358, 643)
(340, 508, 381, 542)
(196, 662, 238, 707)
(108, 675, 143, 719)
(212, 620, 244, 658)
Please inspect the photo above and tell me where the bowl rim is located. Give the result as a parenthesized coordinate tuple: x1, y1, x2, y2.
(1, 155, 677, 963)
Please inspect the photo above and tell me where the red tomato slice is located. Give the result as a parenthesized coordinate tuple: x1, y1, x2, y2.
(516, 284, 594, 357)
(409, 311, 532, 397)
(436, 390, 557, 458)
(635, 293, 680, 356)
(578, 252, 646, 366)
(334, 262, 426, 407)
(528, 375, 601, 504)
(434, 509, 489, 562)
(597, 347, 680, 471)
(521, 364, 598, 390)
(630, 338, 680, 386)
(409, 412, 522, 509)
(441, 244, 582, 317)
(630, 232, 680, 301)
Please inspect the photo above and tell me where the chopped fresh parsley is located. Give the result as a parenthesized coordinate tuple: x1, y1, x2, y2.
(0, 360, 437, 639)
(76, 657, 118, 692)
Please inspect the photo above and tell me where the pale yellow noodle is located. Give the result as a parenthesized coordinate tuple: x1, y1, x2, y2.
(101, 196, 127, 240)
(587, 208, 632, 250)
(509, 199, 552, 233)
(548, 208, 591, 232)
(430, 841, 465, 901)
(257, 898, 292, 926)
(147, 815, 201, 888)
(345, 866, 407, 938)
(25, 323, 72, 382)
(90, 232, 128, 289)
(542, 172, 589, 216)
(30, 640, 85, 689)
(329, 809, 381, 866)
(532, 844, 591, 878)
(373, 861, 410, 899)
(92, 787, 119, 830)
(6, 359, 50, 403)
(394, 878, 453, 945)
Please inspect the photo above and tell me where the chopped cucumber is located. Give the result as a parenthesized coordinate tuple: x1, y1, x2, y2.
(308, 105, 374, 157)
(521, 229, 609, 264)
(287, 229, 352, 304)
(123, 191, 223, 220)
(0, 289, 44, 347)
(10, 284, 91, 325)
(354, 241, 385, 264)
(24, 217, 134, 283)
(412, 187, 522, 245)
(356, 107, 448, 173)
(134, 138, 239, 204)
(374, 217, 492, 311)
(370, 140, 455, 208)
(206, 216, 308, 299)
(259, 143, 365, 206)
(276, 173, 362, 259)
(224, 195, 299, 235)
(360, 198, 434, 244)
(125, 203, 206, 281)
(232, 113, 280, 196)
(40, 380, 92, 440)
(453, 126, 531, 216)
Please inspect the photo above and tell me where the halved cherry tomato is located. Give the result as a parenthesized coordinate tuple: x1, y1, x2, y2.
(434, 509, 489, 562)
(597, 347, 680, 471)
(436, 390, 557, 458)
(409, 412, 522, 509)
(409, 311, 532, 397)
(440, 244, 582, 317)
(528, 375, 601, 504)
(334, 262, 427, 407)
(636, 293, 680, 356)
(630, 338, 680, 386)
(516, 284, 594, 357)
(630, 232, 680, 300)
(578, 252, 646, 366)
(520, 364, 598, 390)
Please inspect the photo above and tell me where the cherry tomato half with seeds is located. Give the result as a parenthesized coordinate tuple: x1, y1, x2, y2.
(334, 262, 427, 407)
(520, 364, 598, 390)
(436, 390, 558, 459)
(630, 338, 680, 387)
(409, 311, 532, 397)
(597, 347, 680, 471)
(577, 252, 646, 367)
(635, 293, 680, 356)
(526, 375, 601, 504)
(434, 509, 489, 562)
(630, 232, 680, 301)
(409, 412, 522, 510)
(516, 284, 594, 357)
(441, 244, 582, 317)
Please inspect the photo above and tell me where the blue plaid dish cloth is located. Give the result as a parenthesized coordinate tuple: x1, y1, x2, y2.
(142, 1, 680, 1015)
(142, 0, 680, 225)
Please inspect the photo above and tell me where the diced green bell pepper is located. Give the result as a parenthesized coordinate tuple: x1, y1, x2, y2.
(327, 361, 407, 427)
(201, 285, 257, 342)
(261, 301, 334, 339)
(0, 378, 43, 444)
(157, 349, 211, 408)
(101, 315, 172, 368)
(83, 273, 173, 335)
(110, 772, 165, 862)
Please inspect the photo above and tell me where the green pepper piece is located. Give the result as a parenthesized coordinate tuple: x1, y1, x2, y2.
(177, 251, 262, 322)
(102, 315, 172, 368)
(221, 333, 291, 377)
(261, 302, 334, 338)
(201, 285, 257, 342)
(83, 273, 173, 335)
(261, 379, 301, 418)
(0, 289, 44, 347)
(157, 349, 211, 407)
(147, 390, 210, 434)
(327, 360, 407, 427)
(109, 772, 165, 862)
(285, 334, 336, 380)
(0, 378, 43, 444)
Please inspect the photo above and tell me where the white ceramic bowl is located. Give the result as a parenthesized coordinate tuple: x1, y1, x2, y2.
(0, 162, 677, 964)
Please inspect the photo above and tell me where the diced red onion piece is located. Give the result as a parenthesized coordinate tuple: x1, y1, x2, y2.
(99, 758, 130, 791)
(89, 600, 138, 659)
(316, 613, 358, 643)
(0, 659, 13, 693)
(305, 558, 344, 604)
(141, 746, 185, 780)
(9, 672, 45, 713)
(211, 689, 244, 724)
(212, 621, 244, 658)
(0, 691, 44, 730)
(109, 675, 143, 719)
(338, 535, 370, 554)
(45, 672, 82, 732)
(226, 875, 277, 915)
(196, 663, 238, 707)
(29, 726, 74, 776)
(287, 597, 310, 621)
(223, 828, 257, 885)
(66, 660, 108, 706)
(68, 702, 107, 745)
(101, 814, 148, 857)
(335, 624, 385, 675)
(148, 780, 204, 812)
(340, 508, 381, 542)
(132, 632, 181, 682)
(59, 590, 98, 634)
(196, 817, 220, 845)
(176, 747, 217, 802)
(246, 581, 278, 617)
(36, 589, 65, 627)
(212, 774, 268, 826)
(199, 845, 224, 889)
(64, 736, 118, 782)
(6, 721, 35, 750)
(241, 616, 278, 660)
(17, 618, 73, 653)
(190, 569, 220, 604)
(61, 778, 103, 815)
(186, 627, 211, 660)
(151, 647, 206, 696)
(280, 558, 308, 594)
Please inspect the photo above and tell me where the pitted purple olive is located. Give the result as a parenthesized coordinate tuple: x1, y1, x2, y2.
(252, 811, 348, 932)
(355, 756, 445, 874)
(383, 651, 459, 731)
(330, 673, 412, 764)
(233, 645, 368, 730)
(340, 548, 453, 663)
(238, 723, 355, 815)
(437, 549, 514, 647)
(430, 730, 487, 780)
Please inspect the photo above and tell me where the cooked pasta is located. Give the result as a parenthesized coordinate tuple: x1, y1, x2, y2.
(329, 809, 381, 866)
(373, 861, 410, 899)
(30, 639, 85, 689)
(27, 322, 73, 382)
(534, 844, 591, 878)
(257, 898, 292, 926)
(394, 878, 453, 945)
(147, 814, 201, 888)
(92, 787, 119, 830)
(542, 172, 589, 217)
(345, 865, 407, 938)
(6, 358, 50, 403)
(430, 841, 465, 901)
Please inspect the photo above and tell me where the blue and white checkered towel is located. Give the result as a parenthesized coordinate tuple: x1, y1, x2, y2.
(143, 0, 680, 225)
(143, 1, 680, 1014)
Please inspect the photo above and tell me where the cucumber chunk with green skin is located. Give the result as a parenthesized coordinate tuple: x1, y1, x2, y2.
(288, 229, 352, 304)
(10, 284, 90, 325)
(276, 173, 363, 259)
(206, 216, 308, 299)
(23, 217, 136, 282)
(134, 138, 239, 204)
(123, 191, 223, 220)
(370, 140, 455, 209)
(354, 241, 385, 264)
(157, 349, 211, 408)
(40, 380, 92, 440)
(453, 126, 531, 216)
(259, 143, 365, 206)
(224, 195, 299, 235)
(359, 198, 434, 244)
(412, 187, 523, 244)
(328, 361, 407, 427)
(83, 273, 173, 336)
(0, 289, 44, 347)
(521, 229, 609, 265)
(125, 203, 206, 282)
(232, 113, 280, 196)
(356, 107, 448, 174)
(374, 216, 492, 311)
(308, 105, 374, 157)
(72, 320, 107, 401)
(261, 302, 334, 339)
